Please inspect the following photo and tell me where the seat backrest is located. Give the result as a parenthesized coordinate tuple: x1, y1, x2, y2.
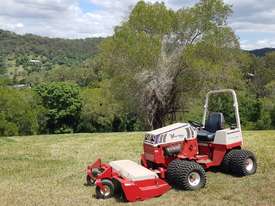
(205, 112, 225, 133)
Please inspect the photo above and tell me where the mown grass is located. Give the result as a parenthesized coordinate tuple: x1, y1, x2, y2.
(0, 131, 275, 206)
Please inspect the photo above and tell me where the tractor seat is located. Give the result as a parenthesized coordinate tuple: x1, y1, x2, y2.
(197, 130, 216, 141)
(197, 112, 225, 142)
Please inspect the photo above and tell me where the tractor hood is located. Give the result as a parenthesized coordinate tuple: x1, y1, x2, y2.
(144, 123, 197, 146)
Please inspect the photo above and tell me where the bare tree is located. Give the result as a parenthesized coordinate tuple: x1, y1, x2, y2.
(136, 34, 187, 129)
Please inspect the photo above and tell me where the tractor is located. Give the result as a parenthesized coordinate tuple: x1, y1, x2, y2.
(86, 89, 257, 202)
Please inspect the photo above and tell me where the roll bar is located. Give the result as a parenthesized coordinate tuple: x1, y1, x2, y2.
(202, 89, 241, 130)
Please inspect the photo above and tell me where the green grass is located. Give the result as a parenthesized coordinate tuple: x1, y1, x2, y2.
(0, 131, 275, 206)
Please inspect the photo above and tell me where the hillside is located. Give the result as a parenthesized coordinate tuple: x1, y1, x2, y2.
(249, 48, 275, 57)
(0, 29, 102, 78)
(0, 29, 274, 71)
(0, 131, 274, 206)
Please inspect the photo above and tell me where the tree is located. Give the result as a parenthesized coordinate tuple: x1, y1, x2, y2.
(45, 66, 99, 87)
(78, 82, 142, 133)
(262, 81, 275, 128)
(100, 0, 240, 129)
(0, 55, 7, 75)
(78, 86, 118, 132)
(34, 82, 82, 134)
(0, 88, 42, 136)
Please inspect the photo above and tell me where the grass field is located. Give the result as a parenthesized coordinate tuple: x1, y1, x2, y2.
(0, 131, 275, 206)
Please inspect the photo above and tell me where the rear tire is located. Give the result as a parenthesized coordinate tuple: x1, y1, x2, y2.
(96, 179, 115, 199)
(167, 159, 206, 190)
(230, 150, 257, 176)
(221, 149, 239, 173)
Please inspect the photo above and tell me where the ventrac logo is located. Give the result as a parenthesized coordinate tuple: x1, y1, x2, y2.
(169, 133, 185, 140)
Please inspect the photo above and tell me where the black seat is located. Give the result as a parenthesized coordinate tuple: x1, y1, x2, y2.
(197, 112, 225, 141)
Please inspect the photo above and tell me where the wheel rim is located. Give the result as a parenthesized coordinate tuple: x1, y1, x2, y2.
(188, 171, 201, 187)
(100, 185, 111, 197)
(245, 158, 254, 172)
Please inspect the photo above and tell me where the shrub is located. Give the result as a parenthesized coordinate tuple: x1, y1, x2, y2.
(0, 88, 41, 136)
(34, 82, 82, 134)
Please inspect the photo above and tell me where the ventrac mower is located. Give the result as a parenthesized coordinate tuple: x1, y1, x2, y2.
(86, 89, 257, 202)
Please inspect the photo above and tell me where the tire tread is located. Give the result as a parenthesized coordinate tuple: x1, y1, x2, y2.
(230, 149, 257, 176)
(222, 149, 240, 173)
(167, 159, 206, 190)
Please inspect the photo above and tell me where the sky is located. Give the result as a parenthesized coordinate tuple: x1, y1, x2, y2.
(0, 0, 275, 50)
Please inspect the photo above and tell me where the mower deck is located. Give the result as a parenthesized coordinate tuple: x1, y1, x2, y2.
(109, 160, 158, 181)
(87, 159, 171, 202)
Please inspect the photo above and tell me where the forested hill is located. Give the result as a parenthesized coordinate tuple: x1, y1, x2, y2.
(249, 48, 275, 57)
(0, 0, 275, 137)
(1, 28, 274, 66)
(0, 29, 103, 67)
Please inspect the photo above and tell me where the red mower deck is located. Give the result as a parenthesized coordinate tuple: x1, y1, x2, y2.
(87, 159, 171, 202)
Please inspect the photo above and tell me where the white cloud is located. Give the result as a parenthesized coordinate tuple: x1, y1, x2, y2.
(241, 39, 275, 50)
(0, 0, 118, 38)
(0, 0, 190, 38)
(0, 0, 275, 49)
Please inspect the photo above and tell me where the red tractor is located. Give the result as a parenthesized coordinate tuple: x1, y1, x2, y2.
(86, 89, 257, 202)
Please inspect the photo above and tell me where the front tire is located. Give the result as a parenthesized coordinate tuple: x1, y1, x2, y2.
(221, 149, 239, 173)
(167, 159, 206, 190)
(230, 150, 257, 176)
(86, 175, 95, 186)
(96, 179, 115, 199)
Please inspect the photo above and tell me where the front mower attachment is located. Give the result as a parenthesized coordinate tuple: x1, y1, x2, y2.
(86, 158, 104, 185)
(86, 159, 171, 202)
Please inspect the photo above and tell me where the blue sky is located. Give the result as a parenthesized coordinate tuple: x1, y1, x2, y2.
(79, 0, 100, 13)
(1, 0, 275, 50)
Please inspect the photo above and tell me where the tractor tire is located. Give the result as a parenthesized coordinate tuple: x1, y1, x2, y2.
(96, 179, 115, 199)
(230, 149, 257, 176)
(221, 149, 240, 173)
(167, 159, 206, 190)
(86, 175, 95, 186)
(167, 159, 180, 186)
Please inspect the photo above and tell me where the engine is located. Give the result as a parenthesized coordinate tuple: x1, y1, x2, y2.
(142, 123, 198, 166)
(144, 123, 197, 146)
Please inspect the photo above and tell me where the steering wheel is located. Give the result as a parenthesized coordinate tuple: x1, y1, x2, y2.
(188, 120, 203, 128)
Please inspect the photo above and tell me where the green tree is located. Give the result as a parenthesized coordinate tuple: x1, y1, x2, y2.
(45, 66, 99, 87)
(78, 83, 143, 133)
(100, 0, 240, 129)
(0, 55, 7, 75)
(0, 88, 42, 136)
(263, 81, 275, 128)
(34, 82, 82, 134)
(241, 52, 275, 129)
(78, 87, 117, 132)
